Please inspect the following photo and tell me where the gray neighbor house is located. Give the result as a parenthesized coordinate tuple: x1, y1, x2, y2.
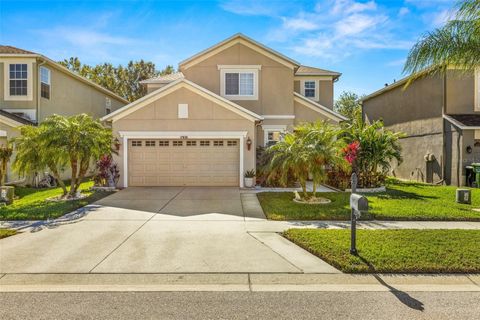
(362, 69, 480, 187)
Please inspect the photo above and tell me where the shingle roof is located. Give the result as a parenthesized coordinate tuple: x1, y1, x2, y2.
(295, 66, 341, 78)
(448, 114, 480, 127)
(0, 109, 36, 125)
(0, 45, 36, 55)
(140, 72, 184, 84)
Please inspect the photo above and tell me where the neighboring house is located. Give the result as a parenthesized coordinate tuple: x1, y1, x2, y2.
(362, 69, 479, 186)
(0, 45, 128, 182)
(102, 33, 346, 188)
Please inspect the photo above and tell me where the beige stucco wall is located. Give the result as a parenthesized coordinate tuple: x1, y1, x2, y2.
(294, 100, 336, 125)
(111, 87, 256, 187)
(446, 70, 475, 114)
(181, 43, 294, 116)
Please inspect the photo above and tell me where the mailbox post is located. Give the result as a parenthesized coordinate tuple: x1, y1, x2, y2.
(350, 173, 368, 255)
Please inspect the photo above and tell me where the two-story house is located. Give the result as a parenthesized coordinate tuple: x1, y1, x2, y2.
(102, 34, 346, 188)
(0, 45, 128, 181)
(362, 68, 480, 186)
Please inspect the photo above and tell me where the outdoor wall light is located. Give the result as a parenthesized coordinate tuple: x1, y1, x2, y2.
(467, 146, 473, 154)
(114, 138, 121, 151)
(246, 137, 252, 151)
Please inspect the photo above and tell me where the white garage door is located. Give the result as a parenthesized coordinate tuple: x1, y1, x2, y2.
(128, 139, 240, 186)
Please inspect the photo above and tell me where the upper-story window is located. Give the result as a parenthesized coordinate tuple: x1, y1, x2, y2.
(40, 67, 51, 99)
(105, 97, 112, 115)
(302, 79, 319, 101)
(218, 65, 260, 100)
(304, 81, 316, 98)
(3, 60, 33, 101)
(9, 64, 28, 96)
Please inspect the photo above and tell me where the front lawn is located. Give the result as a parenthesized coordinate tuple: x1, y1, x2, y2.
(284, 229, 480, 273)
(258, 179, 480, 221)
(0, 181, 112, 220)
(0, 229, 17, 239)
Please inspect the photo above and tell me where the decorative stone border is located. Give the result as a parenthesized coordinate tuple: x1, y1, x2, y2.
(91, 186, 117, 192)
(293, 197, 332, 205)
(345, 186, 386, 193)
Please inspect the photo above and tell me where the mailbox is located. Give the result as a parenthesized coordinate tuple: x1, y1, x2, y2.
(350, 194, 368, 212)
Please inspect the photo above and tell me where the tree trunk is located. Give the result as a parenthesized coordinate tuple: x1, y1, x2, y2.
(0, 159, 7, 186)
(312, 181, 317, 199)
(69, 157, 78, 197)
(300, 179, 307, 199)
(48, 164, 67, 196)
(72, 158, 89, 195)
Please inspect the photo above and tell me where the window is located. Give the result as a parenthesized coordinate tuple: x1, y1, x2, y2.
(145, 140, 155, 147)
(132, 140, 142, 147)
(304, 80, 316, 99)
(225, 72, 254, 96)
(200, 140, 210, 146)
(158, 140, 169, 146)
(219, 66, 260, 100)
(105, 97, 112, 114)
(266, 131, 282, 146)
(213, 140, 224, 147)
(263, 125, 286, 146)
(40, 67, 50, 99)
(186, 140, 197, 146)
(9, 64, 28, 96)
(173, 141, 183, 147)
(227, 140, 238, 147)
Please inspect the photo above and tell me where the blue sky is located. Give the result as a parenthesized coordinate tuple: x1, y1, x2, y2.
(0, 0, 455, 98)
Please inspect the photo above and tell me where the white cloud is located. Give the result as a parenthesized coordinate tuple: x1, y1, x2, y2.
(331, 0, 377, 15)
(398, 7, 410, 17)
(430, 9, 452, 27)
(282, 17, 319, 31)
(334, 13, 386, 37)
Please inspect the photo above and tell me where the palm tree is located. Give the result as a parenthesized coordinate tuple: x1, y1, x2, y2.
(344, 114, 405, 187)
(41, 114, 113, 197)
(13, 125, 68, 195)
(0, 144, 13, 186)
(404, 0, 480, 78)
(267, 133, 311, 198)
(295, 121, 346, 198)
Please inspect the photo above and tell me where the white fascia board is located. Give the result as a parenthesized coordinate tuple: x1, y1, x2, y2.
(263, 115, 295, 119)
(118, 131, 249, 138)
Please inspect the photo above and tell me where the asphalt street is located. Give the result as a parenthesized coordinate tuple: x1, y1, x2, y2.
(1, 291, 479, 320)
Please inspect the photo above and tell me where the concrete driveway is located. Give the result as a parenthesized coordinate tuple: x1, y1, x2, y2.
(0, 187, 338, 274)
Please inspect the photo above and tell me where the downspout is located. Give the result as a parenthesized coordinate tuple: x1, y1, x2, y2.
(37, 58, 47, 124)
(441, 72, 447, 185)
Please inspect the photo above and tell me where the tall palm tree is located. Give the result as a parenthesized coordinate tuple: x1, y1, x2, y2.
(13, 125, 68, 195)
(41, 114, 112, 197)
(0, 144, 13, 186)
(295, 121, 346, 198)
(404, 0, 480, 78)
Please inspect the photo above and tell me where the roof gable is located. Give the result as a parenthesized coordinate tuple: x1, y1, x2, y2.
(101, 79, 263, 123)
(179, 33, 300, 70)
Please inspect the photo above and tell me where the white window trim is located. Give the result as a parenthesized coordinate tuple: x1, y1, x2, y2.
(301, 79, 319, 101)
(261, 124, 287, 146)
(475, 68, 480, 111)
(2, 59, 34, 101)
(119, 131, 248, 188)
(219, 66, 259, 100)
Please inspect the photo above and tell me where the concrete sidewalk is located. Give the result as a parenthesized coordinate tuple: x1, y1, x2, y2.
(1, 273, 479, 292)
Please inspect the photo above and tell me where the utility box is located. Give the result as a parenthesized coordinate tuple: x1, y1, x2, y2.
(456, 189, 471, 204)
(0, 186, 14, 205)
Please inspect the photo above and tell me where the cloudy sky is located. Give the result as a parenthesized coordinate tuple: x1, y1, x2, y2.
(0, 0, 455, 98)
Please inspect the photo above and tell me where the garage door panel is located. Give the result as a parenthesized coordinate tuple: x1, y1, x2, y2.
(128, 139, 240, 186)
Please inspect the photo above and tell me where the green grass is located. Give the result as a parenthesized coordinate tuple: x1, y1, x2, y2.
(284, 229, 480, 273)
(0, 180, 113, 221)
(258, 179, 480, 221)
(0, 229, 17, 239)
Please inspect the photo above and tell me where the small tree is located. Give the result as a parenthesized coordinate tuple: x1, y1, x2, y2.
(0, 144, 13, 186)
(41, 114, 113, 198)
(334, 91, 363, 121)
(13, 125, 68, 195)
